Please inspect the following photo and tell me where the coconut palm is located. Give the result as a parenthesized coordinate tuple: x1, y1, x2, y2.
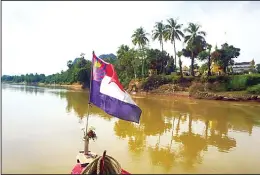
(177, 51, 183, 77)
(164, 18, 184, 70)
(183, 23, 207, 76)
(152, 21, 166, 52)
(132, 27, 149, 78)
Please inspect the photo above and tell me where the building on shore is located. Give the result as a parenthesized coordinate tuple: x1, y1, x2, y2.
(232, 59, 255, 73)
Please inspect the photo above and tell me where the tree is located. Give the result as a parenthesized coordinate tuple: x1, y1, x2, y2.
(183, 23, 207, 76)
(164, 18, 184, 70)
(115, 45, 141, 86)
(132, 27, 149, 78)
(67, 60, 73, 69)
(198, 63, 208, 75)
(177, 51, 183, 77)
(80, 53, 85, 58)
(146, 49, 171, 75)
(117, 45, 130, 60)
(213, 43, 240, 73)
(198, 44, 212, 76)
(152, 21, 166, 52)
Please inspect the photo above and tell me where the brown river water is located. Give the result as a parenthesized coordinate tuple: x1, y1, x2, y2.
(2, 84, 260, 174)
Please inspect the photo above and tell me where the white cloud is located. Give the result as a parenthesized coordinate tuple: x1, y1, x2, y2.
(2, 1, 260, 75)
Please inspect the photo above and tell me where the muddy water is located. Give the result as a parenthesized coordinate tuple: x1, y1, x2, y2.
(2, 84, 260, 174)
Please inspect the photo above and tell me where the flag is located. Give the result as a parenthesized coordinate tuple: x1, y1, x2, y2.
(89, 52, 142, 123)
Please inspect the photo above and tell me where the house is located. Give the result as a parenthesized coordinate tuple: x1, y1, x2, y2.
(232, 60, 254, 73)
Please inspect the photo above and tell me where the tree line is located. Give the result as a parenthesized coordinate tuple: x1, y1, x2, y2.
(2, 53, 92, 87)
(2, 18, 260, 88)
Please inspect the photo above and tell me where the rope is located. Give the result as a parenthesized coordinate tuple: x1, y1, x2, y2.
(81, 151, 122, 174)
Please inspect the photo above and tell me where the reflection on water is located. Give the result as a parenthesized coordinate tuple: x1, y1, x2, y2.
(2, 84, 260, 174)
(56, 88, 260, 173)
(1, 83, 68, 95)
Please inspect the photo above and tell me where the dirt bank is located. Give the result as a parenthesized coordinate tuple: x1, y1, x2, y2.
(38, 83, 85, 91)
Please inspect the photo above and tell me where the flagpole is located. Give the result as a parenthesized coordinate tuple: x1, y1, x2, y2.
(84, 50, 95, 155)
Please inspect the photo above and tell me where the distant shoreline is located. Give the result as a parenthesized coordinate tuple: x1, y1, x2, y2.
(2, 82, 85, 91)
(3, 82, 260, 103)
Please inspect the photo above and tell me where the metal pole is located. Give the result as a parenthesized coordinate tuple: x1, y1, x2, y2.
(84, 50, 95, 155)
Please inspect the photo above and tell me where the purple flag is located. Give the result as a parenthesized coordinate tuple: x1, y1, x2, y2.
(89, 53, 142, 123)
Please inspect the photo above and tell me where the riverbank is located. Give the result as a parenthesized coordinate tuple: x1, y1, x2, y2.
(3, 77, 260, 103)
(2, 82, 85, 91)
(38, 83, 84, 91)
(130, 89, 260, 103)
(127, 75, 260, 103)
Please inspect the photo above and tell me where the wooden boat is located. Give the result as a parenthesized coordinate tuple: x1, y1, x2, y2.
(71, 151, 130, 174)
(71, 129, 131, 174)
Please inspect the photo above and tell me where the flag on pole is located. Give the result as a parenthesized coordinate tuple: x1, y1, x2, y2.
(89, 52, 142, 123)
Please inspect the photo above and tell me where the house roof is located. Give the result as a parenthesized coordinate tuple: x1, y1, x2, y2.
(234, 62, 250, 65)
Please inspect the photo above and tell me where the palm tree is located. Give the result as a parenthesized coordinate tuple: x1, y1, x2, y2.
(177, 51, 183, 77)
(152, 21, 166, 52)
(132, 27, 149, 78)
(164, 18, 184, 70)
(183, 23, 206, 76)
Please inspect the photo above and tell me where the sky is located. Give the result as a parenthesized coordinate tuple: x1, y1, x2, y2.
(2, 1, 260, 75)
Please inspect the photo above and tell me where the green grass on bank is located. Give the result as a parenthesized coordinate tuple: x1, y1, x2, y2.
(140, 74, 260, 95)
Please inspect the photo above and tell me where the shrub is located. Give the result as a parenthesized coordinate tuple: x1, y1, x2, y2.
(200, 75, 230, 83)
(227, 74, 260, 91)
(206, 82, 227, 92)
(165, 75, 195, 84)
(247, 84, 260, 95)
(227, 75, 248, 91)
(246, 74, 260, 86)
(141, 75, 172, 91)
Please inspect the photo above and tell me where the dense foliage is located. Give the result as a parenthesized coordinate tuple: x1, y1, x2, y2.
(2, 18, 259, 94)
(247, 84, 260, 95)
(2, 54, 93, 87)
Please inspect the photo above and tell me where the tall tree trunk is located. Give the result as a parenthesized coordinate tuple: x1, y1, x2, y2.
(161, 41, 164, 52)
(223, 65, 227, 74)
(141, 46, 144, 78)
(173, 39, 177, 70)
(191, 52, 195, 76)
(179, 57, 183, 78)
(207, 55, 212, 77)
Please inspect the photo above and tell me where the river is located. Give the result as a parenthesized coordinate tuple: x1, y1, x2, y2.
(2, 84, 260, 174)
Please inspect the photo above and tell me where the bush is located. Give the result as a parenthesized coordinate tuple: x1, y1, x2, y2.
(165, 75, 195, 84)
(200, 75, 230, 83)
(227, 75, 248, 91)
(227, 74, 260, 91)
(141, 75, 172, 91)
(205, 82, 227, 92)
(247, 84, 260, 95)
(246, 74, 260, 86)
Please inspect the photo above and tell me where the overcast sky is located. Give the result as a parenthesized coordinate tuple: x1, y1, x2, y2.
(3, 1, 260, 75)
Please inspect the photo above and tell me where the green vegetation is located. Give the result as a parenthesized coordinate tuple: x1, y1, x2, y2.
(247, 84, 260, 95)
(2, 17, 260, 100)
(1, 53, 93, 88)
